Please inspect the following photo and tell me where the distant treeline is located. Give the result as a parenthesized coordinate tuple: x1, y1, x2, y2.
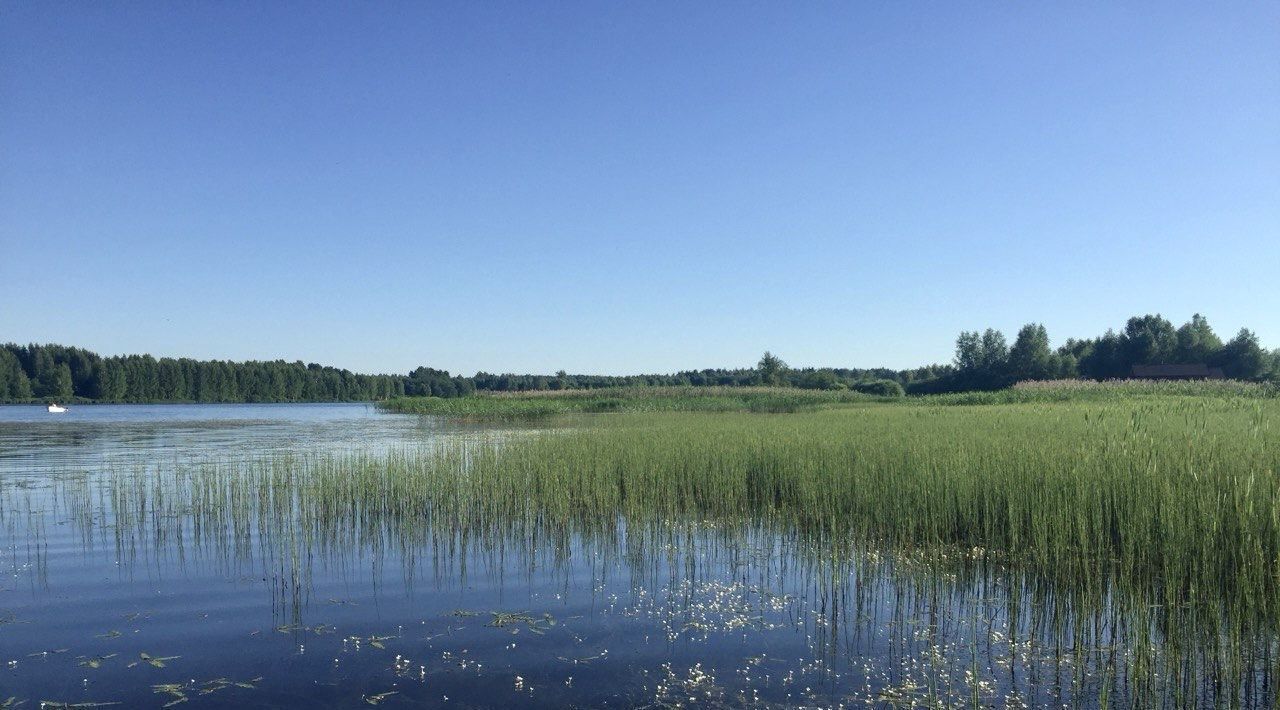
(0, 344, 405, 403)
(912, 313, 1278, 394)
(2, 313, 1276, 403)
(400, 363, 942, 398)
(405, 313, 1279, 398)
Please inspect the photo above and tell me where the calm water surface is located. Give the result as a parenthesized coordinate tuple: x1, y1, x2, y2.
(0, 404, 1260, 708)
(0, 404, 495, 477)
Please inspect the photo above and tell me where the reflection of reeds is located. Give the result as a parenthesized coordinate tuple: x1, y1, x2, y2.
(12, 396, 1280, 705)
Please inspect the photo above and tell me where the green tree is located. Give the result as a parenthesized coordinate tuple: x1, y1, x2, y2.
(954, 331, 983, 372)
(1121, 314, 1177, 367)
(406, 367, 459, 397)
(93, 359, 128, 400)
(1056, 352, 1079, 379)
(1008, 323, 1055, 381)
(797, 369, 841, 390)
(30, 348, 55, 397)
(0, 349, 33, 400)
(1079, 330, 1125, 379)
(1174, 314, 1223, 364)
(953, 329, 1010, 389)
(756, 351, 788, 386)
(553, 370, 570, 390)
(980, 329, 1009, 372)
(38, 362, 73, 400)
(64, 348, 99, 397)
(1215, 329, 1267, 380)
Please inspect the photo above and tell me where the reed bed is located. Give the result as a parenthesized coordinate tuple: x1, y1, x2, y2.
(43, 394, 1280, 705)
(935, 378, 1280, 404)
(379, 385, 882, 419)
(96, 398, 1280, 600)
(381, 380, 1278, 420)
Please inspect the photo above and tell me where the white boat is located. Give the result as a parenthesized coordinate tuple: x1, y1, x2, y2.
(47, 403, 67, 413)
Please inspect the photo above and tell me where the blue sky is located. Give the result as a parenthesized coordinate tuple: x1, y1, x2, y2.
(3, 2, 1277, 375)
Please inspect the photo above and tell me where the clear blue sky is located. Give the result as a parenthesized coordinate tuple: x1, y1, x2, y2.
(3, 2, 1277, 376)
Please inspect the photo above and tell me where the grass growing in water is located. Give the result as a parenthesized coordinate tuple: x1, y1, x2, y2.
(378, 385, 884, 419)
(24, 391, 1280, 706)
(380, 380, 1278, 420)
(89, 396, 1280, 603)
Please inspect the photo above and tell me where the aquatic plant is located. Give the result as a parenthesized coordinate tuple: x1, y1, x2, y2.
(12, 393, 1280, 706)
(379, 380, 1278, 420)
(377, 386, 882, 419)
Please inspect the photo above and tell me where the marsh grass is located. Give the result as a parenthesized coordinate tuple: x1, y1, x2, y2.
(17, 393, 1280, 706)
(61, 399, 1280, 610)
(934, 378, 1279, 405)
(378, 386, 882, 419)
(380, 380, 1278, 420)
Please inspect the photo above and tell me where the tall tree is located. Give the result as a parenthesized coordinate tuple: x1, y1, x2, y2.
(1216, 329, 1267, 380)
(1079, 330, 1126, 379)
(37, 362, 74, 399)
(1121, 314, 1178, 367)
(757, 351, 788, 386)
(954, 332, 983, 373)
(1055, 352, 1079, 379)
(0, 349, 33, 399)
(92, 359, 128, 401)
(979, 329, 1009, 372)
(953, 329, 1010, 389)
(1174, 314, 1223, 364)
(1008, 323, 1055, 382)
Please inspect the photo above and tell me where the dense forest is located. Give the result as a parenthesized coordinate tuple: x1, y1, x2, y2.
(3, 314, 1277, 403)
(911, 313, 1279, 394)
(0, 344, 405, 403)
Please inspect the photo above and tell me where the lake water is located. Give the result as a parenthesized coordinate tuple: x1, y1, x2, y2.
(0, 403, 499, 478)
(0, 404, 1265, 707)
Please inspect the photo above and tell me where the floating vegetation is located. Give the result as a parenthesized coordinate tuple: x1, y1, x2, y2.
(362, 690, 398, 705)
(151, 677, 261, 707)
(556, 652, 608, 666)
(127, 652, 179, 669)
(486, 611, 555, 634)
(150, 683, 187, 707)
(75, 654, 116, 669)
(275, 623, 336, 636)
(197, 676, 261, 694)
